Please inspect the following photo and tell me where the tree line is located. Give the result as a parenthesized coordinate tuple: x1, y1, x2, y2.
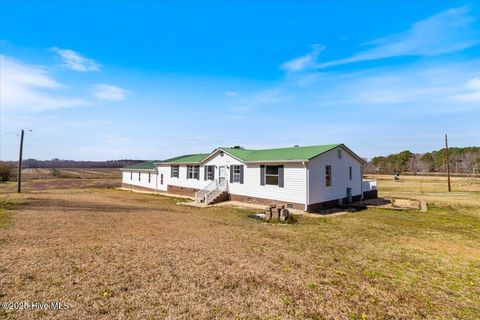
(1, 159, 143, 169)
(365, 147, 480, 174)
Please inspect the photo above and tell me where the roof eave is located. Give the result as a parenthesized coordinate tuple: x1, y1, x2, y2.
(244, 159, 308, 164)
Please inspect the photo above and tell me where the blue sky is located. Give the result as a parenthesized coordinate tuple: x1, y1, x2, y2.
(1, 1, 479, 160)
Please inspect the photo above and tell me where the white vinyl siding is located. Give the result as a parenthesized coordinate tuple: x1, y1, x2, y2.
(308, 146, 363, 204)
(122, 171, 158, 191)
(155, 151, 307, 205)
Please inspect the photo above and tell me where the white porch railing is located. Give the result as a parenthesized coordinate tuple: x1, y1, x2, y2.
(362, 179, 377, 191)
(205, 179, 228, 205)
(195, 179, 218, 203)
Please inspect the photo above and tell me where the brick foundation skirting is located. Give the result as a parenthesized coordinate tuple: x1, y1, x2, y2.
(167, 185, 200, 197)
(122, 183, 156, 192)
(229, 194, 305, 210)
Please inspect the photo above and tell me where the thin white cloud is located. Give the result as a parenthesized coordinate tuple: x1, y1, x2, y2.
(224, 91, 239, 97)
(282, 7, 479, 71)
(52, 47, 100, 72)
(281, 45, 324, 72)
(92, 84, 129, 101)
(0, 55, 87, 112)
(451, 77, 480, 102)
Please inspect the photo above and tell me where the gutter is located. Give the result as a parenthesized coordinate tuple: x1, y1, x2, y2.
(120, 168, 156, 172)
(360, 166, 364, 201)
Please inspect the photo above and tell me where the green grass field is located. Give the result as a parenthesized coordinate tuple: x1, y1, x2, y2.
(0, 175, 478, 319)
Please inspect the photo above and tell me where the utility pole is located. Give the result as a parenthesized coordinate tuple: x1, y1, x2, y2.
(17, 129, 24, 193)
(445, 134, 451, 192)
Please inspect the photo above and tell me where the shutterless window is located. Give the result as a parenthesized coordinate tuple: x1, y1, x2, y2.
(206, 166, 214, 180)
(349, 166, 352, 180)
(171, 166, 179, 178)
(232, 165, 241, 183)
(148, 173, 151, 183)
(325, 165, 332, 187)
(138, 173, 141, 181)
(160, 174, 164, 185)
(265, 166, 279, 185)
(337, 149, 342, 159)
(130, 172, 133, 180)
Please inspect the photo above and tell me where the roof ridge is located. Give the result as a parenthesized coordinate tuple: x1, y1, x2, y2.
(222, 143, 341, 152)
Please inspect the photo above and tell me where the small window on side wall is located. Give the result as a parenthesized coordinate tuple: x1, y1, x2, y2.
(337, 149, 342, 159)
(325, 165, 332, 187)
(349, 166, 352, 180)
(148, 173, 151, 183)
(130, 172, 133, 180)
(138, 173, 141, 181)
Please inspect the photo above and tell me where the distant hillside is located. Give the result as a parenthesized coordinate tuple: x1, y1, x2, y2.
(365, 147, 480, 174)
(0, 159, 145, 169)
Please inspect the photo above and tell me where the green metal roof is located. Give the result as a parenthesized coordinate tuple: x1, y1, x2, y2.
(123, 161, 157, 170)
(219, 144, 341, 162)
(126, 144, 346, 168)
(161, 153, 210, 164)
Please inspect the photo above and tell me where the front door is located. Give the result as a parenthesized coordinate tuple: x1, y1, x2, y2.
(219, 166, 226, 182)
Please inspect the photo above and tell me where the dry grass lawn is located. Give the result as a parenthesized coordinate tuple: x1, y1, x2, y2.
(0, 176, 479, 319)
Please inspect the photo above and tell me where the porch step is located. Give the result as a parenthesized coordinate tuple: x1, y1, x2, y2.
(208, 191, 229, 205)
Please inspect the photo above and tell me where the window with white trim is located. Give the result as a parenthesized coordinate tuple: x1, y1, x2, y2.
(265, 166, 279, 185)
(148, 173, 151, 183)
(160, 174, 164, 184)
(130, 172, 133, 180)
(232, 165, 241, 183)
(325, 165, 332, 187)
(187, 165, 199, 179)
(171, 165, 179, 178)
(138, 173, 141, 181)
(337, 149, 342, 159)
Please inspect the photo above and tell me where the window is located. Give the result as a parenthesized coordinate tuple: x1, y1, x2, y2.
(130, 172, 133, 180)
(171, 165, 179, 178)
(148, 173, 151, 183)
(349, 166, 352, 180)
(138, 173, 141, 181)
(160, 174, 164, 185)
(205, 165, 214, 180)
(265, 165, 279, 185)
(187, 165, 199, 179)
(325, 165, 332, 187)
(232, 165, 241, 183)
(337, 149, 342, 159)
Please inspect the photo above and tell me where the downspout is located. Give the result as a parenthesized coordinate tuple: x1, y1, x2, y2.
(303, 161, 309, 211)
(155, 168, 158, 193)
(360, 166, 364, 201)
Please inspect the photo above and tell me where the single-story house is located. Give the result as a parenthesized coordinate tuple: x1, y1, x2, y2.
(120, 144, 377, 212)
